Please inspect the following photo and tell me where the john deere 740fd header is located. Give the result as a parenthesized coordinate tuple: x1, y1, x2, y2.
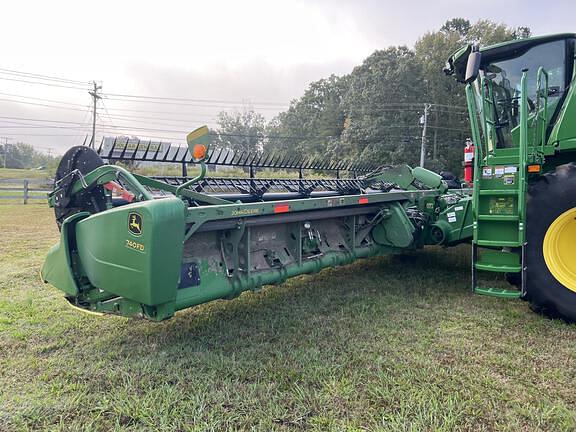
(42, 128, 473, 321)
(43, 33, 576, 322)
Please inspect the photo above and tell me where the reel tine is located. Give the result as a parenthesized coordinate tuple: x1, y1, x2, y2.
(142, 140, 152, 160)
(224, 149, 234, 165)
(254, 151, 265, 165)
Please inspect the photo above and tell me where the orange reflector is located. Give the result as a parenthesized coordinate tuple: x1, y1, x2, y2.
(527, 164, 541, 173)
(193, 144, 207, 160)
(274, 204, 290, 213)
(358, 197, 369, 204)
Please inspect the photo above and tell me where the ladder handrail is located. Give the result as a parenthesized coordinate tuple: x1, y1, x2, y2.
(465, 84, 484, 242)
(535, 67, 549, 159)
(518, 69, 529, 242)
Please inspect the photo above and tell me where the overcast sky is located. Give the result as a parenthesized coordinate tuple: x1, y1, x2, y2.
(1, 0, 575, 155)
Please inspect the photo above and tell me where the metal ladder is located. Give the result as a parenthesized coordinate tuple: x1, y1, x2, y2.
(466, 68, 544, 298)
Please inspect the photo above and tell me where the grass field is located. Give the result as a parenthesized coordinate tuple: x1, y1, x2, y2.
(1, 204, 575, 431)
(0, 168, 50, 180)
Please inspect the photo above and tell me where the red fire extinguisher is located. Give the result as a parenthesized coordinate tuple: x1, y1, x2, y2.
(464, 138, 474, 184)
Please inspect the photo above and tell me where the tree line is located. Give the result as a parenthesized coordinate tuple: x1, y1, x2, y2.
(0, 142, 57, 170)
(2, 18, 531, 177)
(214, 18, 531, 175)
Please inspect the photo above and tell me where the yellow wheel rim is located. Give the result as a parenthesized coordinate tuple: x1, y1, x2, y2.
(543, 207, 576, 293)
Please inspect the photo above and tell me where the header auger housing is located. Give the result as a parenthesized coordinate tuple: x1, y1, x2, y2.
(42, 127, 473, 321)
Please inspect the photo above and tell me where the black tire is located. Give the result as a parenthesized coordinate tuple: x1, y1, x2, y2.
(505, 271, 521, 288)
(525, 163, 576, 321)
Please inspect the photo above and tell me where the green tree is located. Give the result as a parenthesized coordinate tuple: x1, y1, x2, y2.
(414, 18, 531, 172)
(265, 18, 532, 175)
(266, 75, 348, 159)
(441, 18, 471, 39)
(0, 142, 54, 169)
(339, 46, 425, 166)
(214, 108, 267, 155)
(415, 23, 471, 172)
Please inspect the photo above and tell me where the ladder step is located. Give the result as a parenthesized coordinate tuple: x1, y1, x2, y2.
(478, 189, 519, 196)
(475, 262, 522, 272)
(475, 247, 521, 273)
(476, 240, 522, 247)
(474, 287, 521, 298)
(477, 214, 519, 221)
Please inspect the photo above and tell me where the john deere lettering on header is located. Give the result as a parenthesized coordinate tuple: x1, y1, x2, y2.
(42, 33, 576, 321)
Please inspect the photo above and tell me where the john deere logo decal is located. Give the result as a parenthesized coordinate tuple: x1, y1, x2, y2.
(128, 212, 142, 236)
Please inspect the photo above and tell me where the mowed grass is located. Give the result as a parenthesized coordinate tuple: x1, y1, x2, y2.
(0, 169, 50, 180)
(0, 205, 575, 432)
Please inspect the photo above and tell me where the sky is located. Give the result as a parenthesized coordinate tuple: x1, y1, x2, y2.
(1, 0, 575, 155)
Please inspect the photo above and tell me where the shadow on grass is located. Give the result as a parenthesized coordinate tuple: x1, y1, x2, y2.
(100, 245, 477, 351)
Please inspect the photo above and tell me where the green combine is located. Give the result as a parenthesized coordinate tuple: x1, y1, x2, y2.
(42, 33, 576, 322)
(445, 33, 576, 320)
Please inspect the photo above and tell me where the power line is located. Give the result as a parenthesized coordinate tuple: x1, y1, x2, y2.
(99, 98, 116, 128)
(0, 90, 469, 117)
(0, 68, 89, 86)
(0, 132, 89, 137)
(100, 104, 228, 116)
(0, 114, 470, 138)
(0, 115, 95, 126)
(102, 96, 287, 111)
(0, 97, 90, 113)
(94, 111, 215, 124)
(0, 92, 259, 120)
(76, 102, 94, 146)
(0, 96, 468, 131)
(102, 92, 289, 107)
(0, 76, 90, 90)
(0, 102, 216, 133)
(0, 125, 79, 129)
(0, 96, 218, 123)
(0, 92, 94, 108)
(0, 119, 322, 140)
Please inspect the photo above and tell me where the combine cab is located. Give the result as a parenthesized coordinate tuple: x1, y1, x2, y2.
(42, 127, 472, 321)
(446, 33, 576, 320)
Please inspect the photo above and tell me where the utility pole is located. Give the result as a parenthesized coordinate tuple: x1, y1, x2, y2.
(432, 110, 438, 161)
(419, 103, 430, 167)
(88, 81, 102, 149)
(1, 137, 11, 169)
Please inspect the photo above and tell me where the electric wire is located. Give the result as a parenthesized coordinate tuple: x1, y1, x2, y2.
(102, 92, 289, 107)
(0, 76, 90, 90)
(0, 68, 90, 85)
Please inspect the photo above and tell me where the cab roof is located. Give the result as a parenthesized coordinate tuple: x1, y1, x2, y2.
(480, 33, 576, 64)
(445, 33, 576, 83)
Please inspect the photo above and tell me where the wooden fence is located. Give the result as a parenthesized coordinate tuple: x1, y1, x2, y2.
(0, 178, 52, 204)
